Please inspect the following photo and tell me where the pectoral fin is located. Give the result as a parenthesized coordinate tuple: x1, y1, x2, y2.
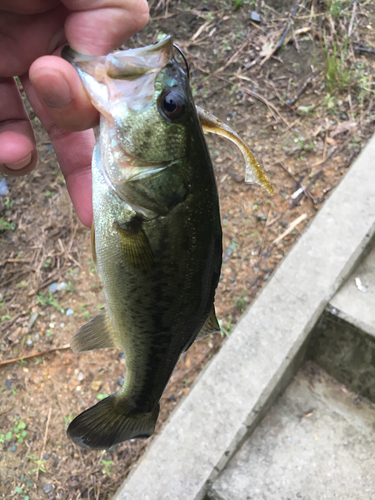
(114, 215, 154, 271)
(196, 106, 273, 195)
(70, 312, 119, 352)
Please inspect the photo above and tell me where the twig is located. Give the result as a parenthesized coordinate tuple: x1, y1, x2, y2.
(312, 134, 353, 168)
(36, 407, 52, 481)
(266, 213, 284, 227)
(258, 207, 273, 256)
(354, 44, 375, 55)
(291, 170, 324, 208)
(272, 213, 307, 244)
(286, 71, 319, 106)
(0, 312, 25, 334)
(216, 39, 248, 73)
(277, 162, 316, 207)
(348, 0, 357, 38)
(190, 21, 214, 42)
(0, 344, 70, 368)
(231, 73, 290, 127)
(274, 13, 325, 21)
(243, 87, 290, 127)
(260, 0, 303, 66)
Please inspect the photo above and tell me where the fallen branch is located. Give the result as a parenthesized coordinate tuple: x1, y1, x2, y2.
(0, 344, 70, 368)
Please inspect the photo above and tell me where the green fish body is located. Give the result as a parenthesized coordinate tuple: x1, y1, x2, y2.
(63, 36, 272, 450)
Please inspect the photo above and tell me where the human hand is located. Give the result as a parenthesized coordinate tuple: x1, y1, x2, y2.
(0, 0, 149, 226)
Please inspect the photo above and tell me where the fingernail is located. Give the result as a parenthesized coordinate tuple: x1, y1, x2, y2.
(4, 152, 33, 170)
(34, 73, 72, 109)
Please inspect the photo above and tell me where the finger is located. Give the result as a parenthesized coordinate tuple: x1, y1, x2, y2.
(28, 0, 150, 132)
(29, 55, 98, 132)
(62, 0, 150, 54)
(0, 4, 67, 77)
(21, 75, 94, 227)
(0, 0, 60, 15)
(0, 77, 37, 177)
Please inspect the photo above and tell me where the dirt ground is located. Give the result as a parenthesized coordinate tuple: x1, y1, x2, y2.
(1, 1, 374, 499)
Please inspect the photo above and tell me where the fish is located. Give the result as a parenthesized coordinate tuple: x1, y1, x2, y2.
(62, 36, 272, 450)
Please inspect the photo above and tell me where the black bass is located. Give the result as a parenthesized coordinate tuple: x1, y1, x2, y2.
(63, 36, 272, 450)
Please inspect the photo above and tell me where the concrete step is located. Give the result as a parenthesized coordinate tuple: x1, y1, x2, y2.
(330, 238, 375, 338)
(309, 240, 375, 403)
(207, 362, 375, 500)
(207, 239, 375, 500)
(114, 137, 375, 500)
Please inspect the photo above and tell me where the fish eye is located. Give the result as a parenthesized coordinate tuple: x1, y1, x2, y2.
(159, 89, 186, 121)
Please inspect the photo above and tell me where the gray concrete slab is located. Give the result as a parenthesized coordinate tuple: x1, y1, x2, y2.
(114, 136, 375, 500)
(330, 240, 375, 337)
(209, 364, 375, 500)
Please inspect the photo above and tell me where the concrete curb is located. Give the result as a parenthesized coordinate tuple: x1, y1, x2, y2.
(114, 135, 375, 500)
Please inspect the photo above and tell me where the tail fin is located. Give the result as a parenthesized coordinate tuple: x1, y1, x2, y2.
(67, 393, 159, 450)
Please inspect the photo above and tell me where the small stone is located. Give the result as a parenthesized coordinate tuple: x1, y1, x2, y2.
(10, 445, 17, 452)
(28, 312, 39, 329)
(26, 340, 33, 346)
(48, 283, 58, 293)
(66, 309, 74, 316)
(0, 177, 9, 196)
(5, 380, 11, 390)
(56, 282, 67, 291)
(44, 453, 50, 460)
(77, 372, 84, 382)
(91, 380, 102, 391)
(250, 11, 261, 22)
(41, 483, 54, 498)
(117, 375, 125, 386)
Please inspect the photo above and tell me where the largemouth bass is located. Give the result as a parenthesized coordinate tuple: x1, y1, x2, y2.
(63, 36, 272, 450)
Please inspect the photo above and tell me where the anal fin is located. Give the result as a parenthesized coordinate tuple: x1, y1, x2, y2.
(70, 312, 119, 352)
(184, 306, 220, 352)
(196, 305, 220, 341)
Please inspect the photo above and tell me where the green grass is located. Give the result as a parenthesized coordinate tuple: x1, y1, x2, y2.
(0, 218, 15, 231)
(36, 292, 64, 313)
(324, 41, 351, 92)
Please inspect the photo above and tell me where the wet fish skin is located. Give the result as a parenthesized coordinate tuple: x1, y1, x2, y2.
(64, 37, 223, 449)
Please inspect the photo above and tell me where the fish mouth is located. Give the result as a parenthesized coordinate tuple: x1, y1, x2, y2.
(61, 36, 174, 81)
